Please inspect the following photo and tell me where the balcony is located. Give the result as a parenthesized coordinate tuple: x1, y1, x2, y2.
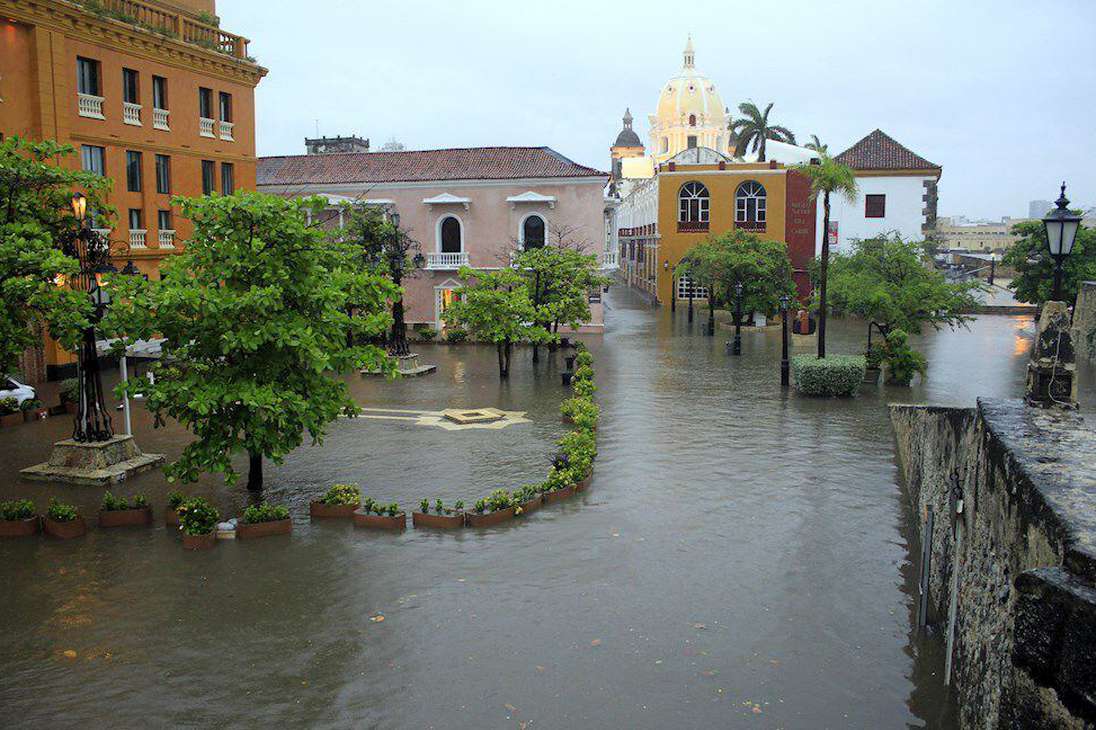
(734, 219, 766, 233)
(601, 251, 619, 270)
(218, 120, 234, 141)
(153, 107, 170, 130)
(158, 230, 176, 248)
(78, 93, 105, 119)
(677, 220, 709, 233)
(425, 252, 469, 269)
(92, 228, 112, 242)
(81, 0, 252, 59)
(123, 101, 142, 126)
(199, 117, 215, 138)
(129, 229, 147, 249)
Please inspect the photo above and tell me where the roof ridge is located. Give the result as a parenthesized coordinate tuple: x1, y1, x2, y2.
(834, 129, 940, 171)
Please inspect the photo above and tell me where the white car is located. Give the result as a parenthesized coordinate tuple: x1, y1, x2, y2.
(1, 376, 37, 407)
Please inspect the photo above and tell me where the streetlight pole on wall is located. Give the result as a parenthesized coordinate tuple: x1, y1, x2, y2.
(780, 294, 791, 386)
(1041, 183, 1081, 303)
(729, 281, 744, 356)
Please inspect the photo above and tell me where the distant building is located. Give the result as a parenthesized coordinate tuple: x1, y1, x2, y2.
(259, 145, 612, 331)
(935, 216, 1032, 253)
(305, 135, 370, 154)
(1029, 200, 1053, 219)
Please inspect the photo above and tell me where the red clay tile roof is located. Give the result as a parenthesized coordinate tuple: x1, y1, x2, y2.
(834, 129, 940, 172)
(258, 146, 606, 186)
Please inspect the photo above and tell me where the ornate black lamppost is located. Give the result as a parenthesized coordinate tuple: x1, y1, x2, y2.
(1041, 183, 1081, 302)
(780, 294, 791, 386)
(64, 192, 114, 442)
(667, 261, 676, 313)
(729, 281, 744, 356)
(706, 283, 716, 336)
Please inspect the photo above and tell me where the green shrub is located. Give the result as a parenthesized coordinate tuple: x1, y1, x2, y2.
(101, 491, 136, 511)
(445, 328, 468, 343)
(542, 466, 575, 492)
(133, 495, 149, 509)
(241, 503, 290, 524)
(572, 378, 596, 398)
(321, 483, 361, 506)
(791, 355, 866, 397)
(361, 497, 399, 516)
(0, 499, 35, 521)
(59, 378, 79, 404)
(865, 344, 886, 370)
(883, 329, 927, 386)
(0, 397, 18, 415)
(573, 364, 594, 381)
(47, 498, 78, 522)
(414, 326, 438, 341)
(167, 490, 187, 510)
(20, 398, 42, 412)
(558, 428, 597, 477)
(575, 350, 593, 368)
(485, 489, 513, 512)
(420, 498, 430, 514)
(178, 497, 219, 536)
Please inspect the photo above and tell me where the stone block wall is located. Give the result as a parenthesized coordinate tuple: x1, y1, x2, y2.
(891, 399, 1096, 729)
(1073, 281, 1096, 362)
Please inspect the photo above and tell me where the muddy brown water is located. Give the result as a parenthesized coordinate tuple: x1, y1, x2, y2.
(2, 289, 1089, 728)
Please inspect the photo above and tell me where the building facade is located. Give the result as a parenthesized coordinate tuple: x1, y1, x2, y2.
(935, 216, 1032, 253)
(1, 0, 266, 380)
(258, 145, 613, 332)
(616, 147, 817, 305)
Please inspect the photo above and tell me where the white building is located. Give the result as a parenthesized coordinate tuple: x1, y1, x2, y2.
(823, 129, 942, 253)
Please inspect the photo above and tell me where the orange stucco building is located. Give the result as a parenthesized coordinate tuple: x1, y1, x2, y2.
(0, 0, 266, 380)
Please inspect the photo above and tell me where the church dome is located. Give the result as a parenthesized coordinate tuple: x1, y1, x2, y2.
(654, 37, 726, 129)
(613, 108, 643, 148)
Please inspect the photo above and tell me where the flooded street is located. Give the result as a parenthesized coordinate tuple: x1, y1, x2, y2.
(2, 289, 1087, 729)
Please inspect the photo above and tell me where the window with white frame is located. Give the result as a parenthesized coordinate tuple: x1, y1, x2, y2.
(676, 275, 709, 300)
(439, 216, 462, 253)
(735, 180, 766, 224)
(522, 214, 545, 249)
(678, 181, 710, 223)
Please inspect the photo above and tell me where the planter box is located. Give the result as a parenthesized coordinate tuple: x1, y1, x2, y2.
(0, 516, 40, 537)
(44, 516, 86, 539)
(165, 508, 180, 527)
(309, 501, 358, 519)
(574, 472, 592, 492)
(236, 518, 292, 539)
(98, 506, 152, 528)
(518, 497, 542, 516)
(182, 531, 216, 550)
(0, 413, 22, 428)
(465, 506, 517, 527)
(412, 511, 465, 529)
(353, 510, 406, 530)
(544, 485, 575, 504)
(864, 367, 882, 385)
(22, 408, 48, 423)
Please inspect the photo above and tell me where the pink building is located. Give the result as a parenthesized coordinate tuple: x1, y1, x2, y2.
(258, 146, 612, 331)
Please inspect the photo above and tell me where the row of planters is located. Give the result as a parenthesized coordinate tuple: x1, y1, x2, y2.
(0, 397, 50, 428)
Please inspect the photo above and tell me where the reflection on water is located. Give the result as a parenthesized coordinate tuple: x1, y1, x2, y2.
(1, 289, 1084, 728)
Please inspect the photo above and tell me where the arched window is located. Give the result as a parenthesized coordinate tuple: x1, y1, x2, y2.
(735, 181, 767, 228)
(522, 214, 546, 249)
(678, 181, 710, 229)
(439, 216, 462, 253)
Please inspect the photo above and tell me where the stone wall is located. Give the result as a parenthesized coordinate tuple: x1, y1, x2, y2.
(891, 399, 1096, 729)
(1073, 281, 1096, 362)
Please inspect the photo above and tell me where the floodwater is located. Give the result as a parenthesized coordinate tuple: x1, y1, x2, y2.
(2, 289, 1089, 729)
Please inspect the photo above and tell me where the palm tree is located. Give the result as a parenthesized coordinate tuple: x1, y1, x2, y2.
(794, 154, 858, 358)
(731, 102, 797, 162)
(805, 135, 828, 155)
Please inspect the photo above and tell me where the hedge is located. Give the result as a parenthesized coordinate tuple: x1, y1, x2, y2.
(791, 354, 866, 397)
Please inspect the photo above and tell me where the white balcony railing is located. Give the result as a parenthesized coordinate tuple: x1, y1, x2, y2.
(78, 93, 105, 119)
(153, 107, 170, 130)
(158, 229, 176, 248)
(123, 101, 142, 126)
(601, 250, 619, 269)
(199, 117, 215, 137)
(218, 120, 234, 141)
(92, 228, 112, 242)
(129, 229, 147, 249)
(425, 252, 469, 269)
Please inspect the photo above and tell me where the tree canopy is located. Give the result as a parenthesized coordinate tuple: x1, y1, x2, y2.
(1001, 220, 1096, 305)
(675, 230, 796, 316)
(731, 102, 796, 161)
(0, 137, 110, 374)
(512, 245, 607, 359)
(101, 192, 396, 491)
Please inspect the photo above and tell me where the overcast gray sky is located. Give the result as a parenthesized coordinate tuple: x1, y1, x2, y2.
(222, 0, 1096, 220)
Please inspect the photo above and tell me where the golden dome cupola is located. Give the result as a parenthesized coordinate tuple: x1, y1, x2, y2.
(649, 36, 730, 162)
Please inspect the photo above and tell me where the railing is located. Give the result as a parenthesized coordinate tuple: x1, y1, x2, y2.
(153, 107, 170, 130)
(677, 220, 709, 233)
(601, 251, 619, 269)
(123, 101, 142, 125)
(425, 252, 469, 269)
(199, 117, 215, 137)
(158, 230, 176, 248)
(734, 219, 766, 232)
(218, 120, 234, 141)
(129, 229, 147, 248)
(82, 1, 251, 59)
(92, 228, 112, 242)
(78, 93, 105, 119)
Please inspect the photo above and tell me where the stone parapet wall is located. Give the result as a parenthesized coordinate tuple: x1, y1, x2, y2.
(891, 399, 1096, 729)
(1073, 281, 1096, 362)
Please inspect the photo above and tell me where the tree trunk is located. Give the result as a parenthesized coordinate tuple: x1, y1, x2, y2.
(818, 192, 831, 359)
(707, 294, 715, 336)
(388, 268, 410, 356)
(504, 341, 512, 376)
(247, 451, 263, 493)
(497, 343, 510, 378)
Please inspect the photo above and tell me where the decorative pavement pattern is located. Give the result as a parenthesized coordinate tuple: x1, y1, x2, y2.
(351, 407, 530, 430)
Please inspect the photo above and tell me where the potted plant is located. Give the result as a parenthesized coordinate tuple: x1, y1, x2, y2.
(353, 497, 406, 530)
(310, 483, 361, 518)
(237, 502, 292, 539)
(165, 490, 186, 526)
(542, 467, 577, 504)
(0, 499, 40, 537)
(0, 397, 21, 428)
(98, 492, 152, 528)
(444, 328, 468, 344)
(412, 498, 465, 529)
(864, 343, 885, 385)
(513, 485, 542, 516)
(43, 498, 86, 539)
(59, 378, 80, 414)
(20, 398, 48, 423)
(178, 497, 219, 550)
(560, 396, 599, 431)
(465, 489, 517, 527)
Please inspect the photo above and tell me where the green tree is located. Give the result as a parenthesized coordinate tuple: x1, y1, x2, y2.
(101, 192, 395, 493)
(1002, 220, 1096, 305)
(731, 101, 797, 162)
(804, 134, 828, 155)
(794, 154, 859, 358)
(0, 137, 111, 375)
(443, 266, 550, 378)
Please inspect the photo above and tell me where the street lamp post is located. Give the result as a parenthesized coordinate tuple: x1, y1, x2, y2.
(729, 281, 744, 356)
(64, 192, 114, 442)
(1042, 182, 1082, 302)
(687, 279, 694, 323)
(706, 282, 715, 336)
(780, 294, 791, 386)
